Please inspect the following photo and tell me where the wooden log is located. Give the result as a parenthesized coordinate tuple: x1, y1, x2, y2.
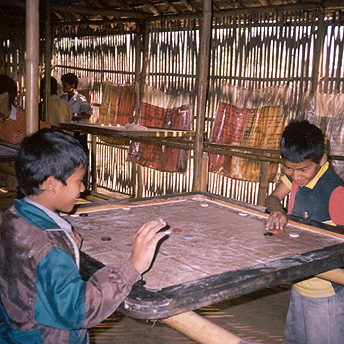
(317, 268, 344, 286)
(161, 311, 243, 344)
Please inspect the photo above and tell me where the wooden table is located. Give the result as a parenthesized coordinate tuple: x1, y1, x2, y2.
(65, 192, 344, 343)
(59, 122, 195, 197)
(59, 122, 194, 139)
(0, 141, 17, 162)
(0, 141, 17, 179)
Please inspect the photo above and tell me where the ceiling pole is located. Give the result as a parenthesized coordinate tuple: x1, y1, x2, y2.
(193, 0, 212, 191)
(26, 0, 40, 135)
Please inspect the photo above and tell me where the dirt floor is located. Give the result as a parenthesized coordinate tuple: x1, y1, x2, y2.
(0, 187, 290, 343)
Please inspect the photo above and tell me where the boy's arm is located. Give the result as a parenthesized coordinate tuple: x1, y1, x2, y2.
(35, 220, 168, 330)
(83, 219, 168, 328)
(329, 186, 344, 226)
(265, 182, 290, 230)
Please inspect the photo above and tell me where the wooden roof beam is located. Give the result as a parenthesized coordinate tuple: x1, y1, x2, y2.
(140, 0, 162, 16)
(179, 0, 195, 12)
(51, 5, 148, 19)
(257, 0, 271, 6)
(162, 0, 180, 14)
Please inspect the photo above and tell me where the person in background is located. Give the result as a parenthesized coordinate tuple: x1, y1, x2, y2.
(61, 73, 92, 122)
(0, 74, 50, 191)
(0, 74, 49, 145)
(61, 72, 92, 187)
(265, 120, 344, 344)
(0, 128, 169, 343)
(40, 76, 72, 127)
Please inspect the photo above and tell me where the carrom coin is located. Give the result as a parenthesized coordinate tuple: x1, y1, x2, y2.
(172, 228, 183, 233)
(269, 227, 283, 233)
(264, 232, 273, 236)
(101, 237, 112, 241)
(289, 233, 300, 238)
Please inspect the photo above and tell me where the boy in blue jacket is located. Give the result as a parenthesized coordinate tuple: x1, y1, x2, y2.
(0, 128, 169, 343)
(266, 120, 344, 344)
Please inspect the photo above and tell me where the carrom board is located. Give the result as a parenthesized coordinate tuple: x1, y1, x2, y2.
(66, 192, 344, 319)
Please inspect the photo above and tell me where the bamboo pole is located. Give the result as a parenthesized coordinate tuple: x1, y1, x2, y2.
(257, 160, 270, 206)
(312, 8, 325, 93)
(44, 0, 52, 124)
(26, 0, 40, 135)
(91, 135, 97, 191)
(193, 0, 212, 192)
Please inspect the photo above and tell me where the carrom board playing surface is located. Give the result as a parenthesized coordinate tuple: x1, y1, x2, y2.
(67, 192, 344, 319)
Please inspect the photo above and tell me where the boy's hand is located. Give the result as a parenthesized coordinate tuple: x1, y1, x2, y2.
(266, 210, 288, 231)
(130, 219, 169, 274)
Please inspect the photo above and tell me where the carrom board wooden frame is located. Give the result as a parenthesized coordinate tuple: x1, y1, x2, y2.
(69, 192, 344, 320)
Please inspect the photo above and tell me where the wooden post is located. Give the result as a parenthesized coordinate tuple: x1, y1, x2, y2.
(26, 0, 40, 135)
(193, 0, 212, 192)
(201, 152, 209, 192)
(140, 20, 150, 98)
(137, 164, 144, 198)
(91, 135, 97, 192)
(135, 20, 143, 111)
(257, 160, 269, 206)
(133, 20, 150, 198)
(162, 311, 243, 344)
(311, 8, 325, 93)
(44, 0, 52, 123)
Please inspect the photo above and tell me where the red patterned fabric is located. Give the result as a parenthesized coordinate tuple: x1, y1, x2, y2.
(209, 103, 247, 176)
(98, 84, 136, 145)
(117, 85, 136, 125)
(127, 102, 190, 172)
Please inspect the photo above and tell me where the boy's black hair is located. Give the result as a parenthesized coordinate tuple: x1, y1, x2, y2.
(61, 73, 78, 88)
(280, 120, 325, 164)
(40, 76, 58, 97)
(15, 128, 88, 196)
(0, 74, 17, 105)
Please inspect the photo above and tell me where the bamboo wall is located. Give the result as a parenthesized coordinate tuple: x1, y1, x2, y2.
(1, 5, 344, 204)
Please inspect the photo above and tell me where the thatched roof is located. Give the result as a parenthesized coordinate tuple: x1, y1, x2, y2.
(1, 0, 344, 24)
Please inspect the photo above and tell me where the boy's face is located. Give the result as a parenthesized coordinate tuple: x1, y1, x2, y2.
(54, 165, 86, 213)
(282, 154, 327, 187)
(62, 81, 75, 94)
